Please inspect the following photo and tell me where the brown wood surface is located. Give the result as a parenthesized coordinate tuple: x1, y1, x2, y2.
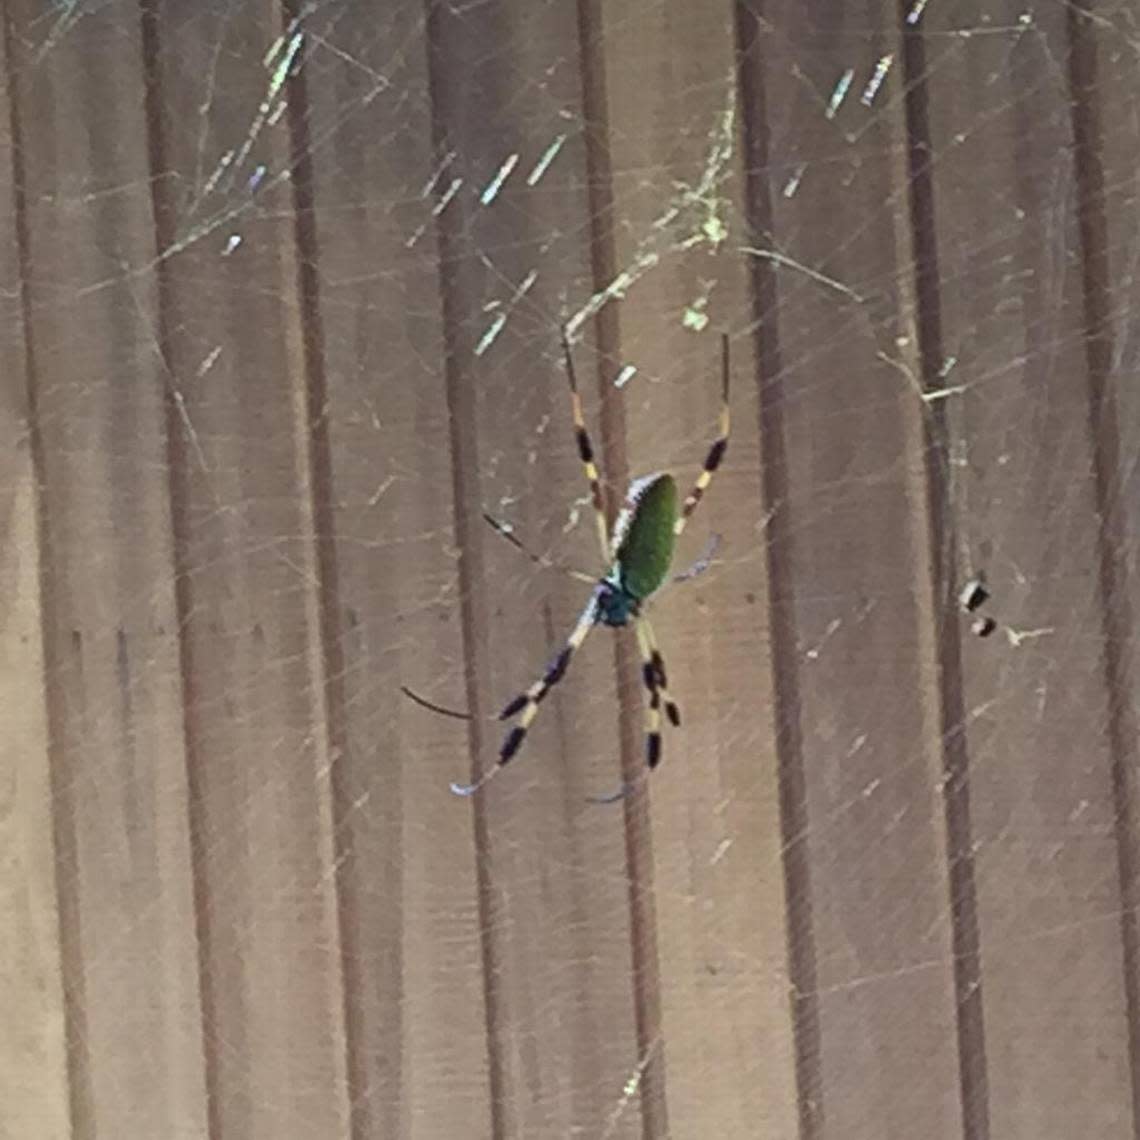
(2, 2, 1137, 1139)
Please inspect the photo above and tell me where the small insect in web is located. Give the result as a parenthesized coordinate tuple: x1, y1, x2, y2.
(424, 328, 730, 802)
(959, 573, 997, 638)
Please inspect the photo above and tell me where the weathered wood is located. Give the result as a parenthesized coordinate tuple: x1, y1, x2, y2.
(3, 3, 1137, 1139)
(924, 2, 1137, 1137)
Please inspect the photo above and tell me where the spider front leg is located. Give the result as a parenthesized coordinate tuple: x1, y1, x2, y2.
(561, 328, 612, 563)
(481, 512, 598, 585)
(674, 332, 731, 538)
(450, 592, 600, 797)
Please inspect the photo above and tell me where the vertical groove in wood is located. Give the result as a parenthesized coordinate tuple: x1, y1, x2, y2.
(732, 5, 823, 1137)
(898, 9, 990, 1140)
(136, 4, 218, 1137)
(1066, 7, 1140, 1136)
(114, 631, 142, 866)
(277, 3, 361, 1134)
(423, 6, 509, 1136)
(574, 2, 669, 1136)
(2, 10, 93, 1135)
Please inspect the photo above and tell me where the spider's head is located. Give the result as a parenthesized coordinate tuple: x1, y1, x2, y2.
(596, 577, 640, 628)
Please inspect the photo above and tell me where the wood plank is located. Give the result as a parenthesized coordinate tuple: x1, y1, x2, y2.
(414, 4, 649, 1135)
(599, 1, 800, 1136)
(294, 5, 494, 1137)
(5, 4, 208, 1136)
(1098, 22, 1140, 1125)
(923, 2, 1135, 1136)
(140, 4, 351, 1136)
(0, 18, 69, 1137)
(746, 3, 966, 1136)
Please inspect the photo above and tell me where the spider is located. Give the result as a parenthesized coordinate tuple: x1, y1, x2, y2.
(451, 327, 730, 799)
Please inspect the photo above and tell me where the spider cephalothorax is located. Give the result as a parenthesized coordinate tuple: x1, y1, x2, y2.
(451, 330, 730, 798)
(595, 577, 639, 627)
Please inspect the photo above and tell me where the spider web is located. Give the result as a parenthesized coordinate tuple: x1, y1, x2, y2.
(3, 2, 1139, 1140)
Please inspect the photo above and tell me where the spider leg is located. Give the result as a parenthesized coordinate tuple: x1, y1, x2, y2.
(673, 532, 721, 584)
(636, 620, 666, 770)
(450, 592, 600, 797)
(585, 617, 677, 805)
(561, 328, 612, 563)
(639, 616, 680, 729)
(674, 333, 731, 538)
(482, 512, 598, 585)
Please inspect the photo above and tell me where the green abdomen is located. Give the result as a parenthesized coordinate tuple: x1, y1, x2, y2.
(615, 474, 678, 600)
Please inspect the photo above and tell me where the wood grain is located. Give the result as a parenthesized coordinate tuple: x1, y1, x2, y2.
(2, 3, 1137, 1139)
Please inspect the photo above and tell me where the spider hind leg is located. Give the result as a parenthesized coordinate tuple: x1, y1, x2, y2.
(499, 643, 574, 722)
(586, 616, 679, 804)
(642, 618, 680, 730)
(452, 594, 600, 796)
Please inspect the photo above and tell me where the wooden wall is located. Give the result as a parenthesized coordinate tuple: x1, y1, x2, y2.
(2, 1, 1137, 1138)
